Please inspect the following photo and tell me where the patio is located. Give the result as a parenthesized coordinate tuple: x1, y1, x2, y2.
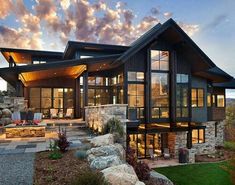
(0, 119, 90, 155)
(142, 158, 182, 168)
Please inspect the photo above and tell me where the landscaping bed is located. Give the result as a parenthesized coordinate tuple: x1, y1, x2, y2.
(195, 147, 235, 162)
(33, 150, 90, 185)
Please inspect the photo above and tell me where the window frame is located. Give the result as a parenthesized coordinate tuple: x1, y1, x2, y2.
(191, 88, 204, 108)
(192, 128, 205, 144)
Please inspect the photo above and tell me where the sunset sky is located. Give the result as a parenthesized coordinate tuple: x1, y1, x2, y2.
(0, 0, 235, 96)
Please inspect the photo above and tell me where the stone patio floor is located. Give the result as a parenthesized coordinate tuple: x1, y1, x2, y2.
(0, 126, 93, 155)
(141, 158, 184, 168)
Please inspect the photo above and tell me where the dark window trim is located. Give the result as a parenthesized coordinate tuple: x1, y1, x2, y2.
(192, 128, 205, 144)
(215, 122, 218, 137)
(191, 88, 204, 108)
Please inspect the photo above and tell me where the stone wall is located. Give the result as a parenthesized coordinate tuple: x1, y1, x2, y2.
(192, 121, 224, 154)
(171, 120, 225, 163)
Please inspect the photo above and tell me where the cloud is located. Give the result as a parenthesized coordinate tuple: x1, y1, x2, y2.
(0, 0, 12, 19)
(0, 0, 200, 50)
(0, 26, 43, 49)
(178, 22, 199, 37)
(203, 14, 228, 31)
(163, 12, 173, 19)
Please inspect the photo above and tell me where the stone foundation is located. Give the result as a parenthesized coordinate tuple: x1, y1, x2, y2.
(5, 124, 46, 138)
(169, 120, 225, 163)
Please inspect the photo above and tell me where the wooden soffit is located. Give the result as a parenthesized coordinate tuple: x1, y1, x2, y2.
(19, 65, 86, 86)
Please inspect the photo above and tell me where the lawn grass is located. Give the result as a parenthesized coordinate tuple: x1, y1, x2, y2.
(155, 161, 233, 185)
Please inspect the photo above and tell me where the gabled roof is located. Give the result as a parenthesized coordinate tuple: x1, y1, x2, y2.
(113, 18, 216, 69)
(63, 41, 129, 59)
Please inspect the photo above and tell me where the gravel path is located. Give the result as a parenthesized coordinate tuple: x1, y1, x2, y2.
(0, 153, 35, 185)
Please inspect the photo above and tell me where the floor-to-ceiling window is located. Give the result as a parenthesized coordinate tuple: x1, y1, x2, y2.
(151, 50, 169, 119)
(127, 72, 145, 119)
(176, 74, 189, 118)
(29, 88, 74, 118)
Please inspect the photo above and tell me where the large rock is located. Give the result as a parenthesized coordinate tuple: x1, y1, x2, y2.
(1, 118, 12, 126)
(90, 155, 123, 170)
(90, 134, 114, 147)
(2, 109, 12, 118)
(101, 164, 139, 185)
(135, 181, 145, 185)
(150, 171, 173, 185)
(87, 143, 125, 162)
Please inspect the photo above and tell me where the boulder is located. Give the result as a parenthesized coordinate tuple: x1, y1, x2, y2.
(101, 164, 139, 185)
(2, 109, 12, 118)
(0, 110, 2, 118)
(90, 155, 123, 170)
(150, 171, 174, 185)
(87, 143, 125, 162)
(1, 118, 12, 126)
(135, 181, 145, 185)
(90, 134, 114, 147)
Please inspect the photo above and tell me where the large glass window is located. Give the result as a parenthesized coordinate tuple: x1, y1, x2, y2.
(192, 129, 205, 144)
(217, 95, 225, 107)
(176, 74, 189, 118)
(128, 84, 144, 119)
(128, 72, 144, 82)
(29, 88, 74, 118)
(151, 50, 169, 71)
(29, 88, 40, 110)
(41, 88, 51, 109)
(191, 88, 204, 107)
(207, 93, 211, 107)
(151, 73, 169, 118)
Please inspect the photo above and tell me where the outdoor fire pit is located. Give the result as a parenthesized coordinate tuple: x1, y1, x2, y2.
(4, 123, 46, 138)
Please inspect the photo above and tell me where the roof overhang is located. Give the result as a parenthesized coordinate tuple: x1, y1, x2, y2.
(0, 54, 121, 87)
(213, 78, 235, 89)
(0, 48, 63, 64)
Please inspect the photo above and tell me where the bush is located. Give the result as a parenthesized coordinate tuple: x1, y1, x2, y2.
(75, 150, 87, 160)
(126, 147, 151, 181)
(135, 161, 150, 181)
(224, 141, 235, 151)
(48, 140, 63, 160)
(103, 118, 124, 136)
(72, 170, 109, 185)
(58, 127, 70, 152)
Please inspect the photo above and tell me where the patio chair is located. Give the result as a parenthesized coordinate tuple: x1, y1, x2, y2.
(33, 113, 43, 125)
(163, 148, 171, 159)
(148, 149, 158, 160)
(11, 112, 21, 125)
(50, 109, 58, 119)
(64, 108, 73, 119)
(27, 111, 34, 124)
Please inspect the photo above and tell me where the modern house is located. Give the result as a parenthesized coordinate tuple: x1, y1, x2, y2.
(0, 18, 235, 159)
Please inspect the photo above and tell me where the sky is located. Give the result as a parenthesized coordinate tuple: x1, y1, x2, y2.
(0, 0, 235, 96)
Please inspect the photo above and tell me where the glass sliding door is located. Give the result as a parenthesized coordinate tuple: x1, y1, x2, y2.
(29, 87, 74, 118)
(53, 88, 64, 116)
(29, 88, 40, 113)
(41, 88, 52, 118)
(146, 134, 162, 157)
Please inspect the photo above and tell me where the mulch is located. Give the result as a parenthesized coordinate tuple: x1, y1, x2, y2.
(33, 150, 89, 185)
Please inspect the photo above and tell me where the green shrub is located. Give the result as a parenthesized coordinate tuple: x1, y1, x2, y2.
(75, 150, 87, 160)
(48, 140, 63, 160)
(103, 117, 124, 136)
(224, 141, 235, 151)
(72, 170, 109, 185)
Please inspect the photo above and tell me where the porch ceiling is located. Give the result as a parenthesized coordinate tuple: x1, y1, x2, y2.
(19, 65, 86, 85)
